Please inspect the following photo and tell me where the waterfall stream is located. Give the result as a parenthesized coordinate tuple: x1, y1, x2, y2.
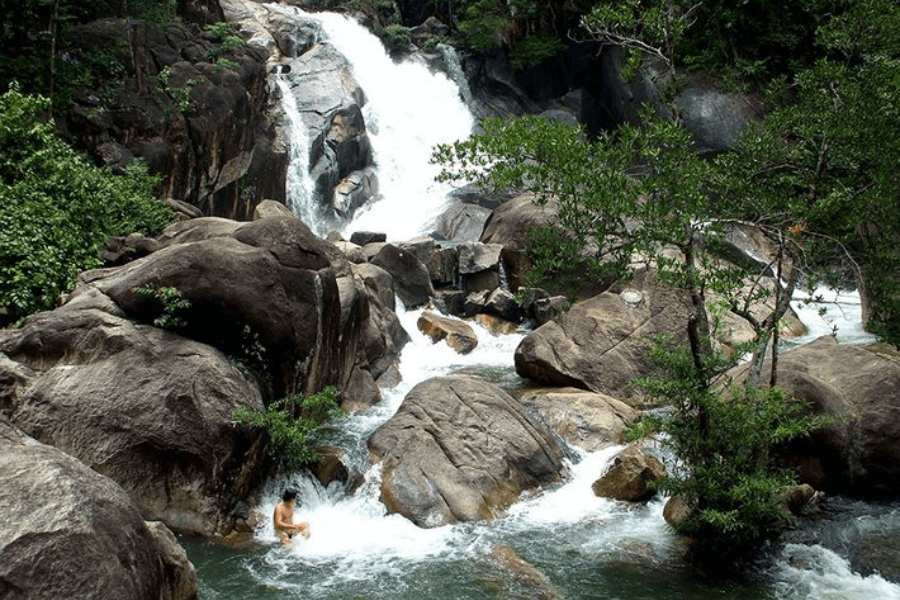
(184, 8, 900, 599)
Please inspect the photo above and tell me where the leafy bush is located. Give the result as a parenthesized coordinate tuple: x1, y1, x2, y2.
(632, 337, 837, 566)
(204, 22, 245, 60)
(233, 386, 346, 471)
(132, 284, 191, 330)
(0, 86, 173, 320)
(378, 24, 412, 56)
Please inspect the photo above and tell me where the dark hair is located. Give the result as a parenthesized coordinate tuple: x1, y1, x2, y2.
(282, 488, 298, 502)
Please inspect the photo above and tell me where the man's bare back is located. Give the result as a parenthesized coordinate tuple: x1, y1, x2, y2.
(273, 489, 309, 546)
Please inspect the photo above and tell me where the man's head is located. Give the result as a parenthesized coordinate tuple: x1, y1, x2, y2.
(282, 488, 298, 503)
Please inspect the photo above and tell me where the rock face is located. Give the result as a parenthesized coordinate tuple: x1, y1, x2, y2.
(675, 77, 761, 155)
(0, 213, 384, 535)
(519, 388, 640, 452)
(0, 298, 266, 537)
(0, 417, 198, 600)
(728, 336, 900, 497)
(514, 272, 693, 404)
(63, 15, 277, 220)
(370, 244, 435, 309)
(86, 215, 365, 400)
(368, 375, 566, 527)
(592, 444, 666, 502)
(223, 1, 377, 226)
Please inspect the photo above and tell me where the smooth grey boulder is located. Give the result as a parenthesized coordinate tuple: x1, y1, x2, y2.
(0, 302, 266, 537)
(0, 417, 198, 600)
(434, 202, 493, 242)
(370, 244, 435, 309)
(368, 375, 566, 527)
(675, 77, 761, 155)
(514, 271, 693, 404)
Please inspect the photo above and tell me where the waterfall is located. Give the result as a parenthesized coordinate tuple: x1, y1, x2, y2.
(277, 78, 323, 234)
(275, 8, 475, 240)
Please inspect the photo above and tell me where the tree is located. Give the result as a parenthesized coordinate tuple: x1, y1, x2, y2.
(0, 85, 172, 321)
(712, 0, 900, 343)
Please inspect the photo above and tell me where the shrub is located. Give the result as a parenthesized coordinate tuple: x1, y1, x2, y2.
(632, 337, 837, 567)
(233, 386, 346, 471)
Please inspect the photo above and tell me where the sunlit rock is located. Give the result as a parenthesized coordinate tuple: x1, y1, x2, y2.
(592, 444, 666, 502)
(519, 387, 640, 452)
(368, 375, 566, 527)
(514, 269, 693, 405)
(417, 310, 478, 355)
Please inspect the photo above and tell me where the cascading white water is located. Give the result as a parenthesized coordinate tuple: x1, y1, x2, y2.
(284, 9, 475, 240)
(277, 78, 322, 233)
(790, 287, 877, 346)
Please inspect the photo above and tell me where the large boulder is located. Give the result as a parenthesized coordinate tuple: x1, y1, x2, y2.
(370, 244, 435, 309)
(0, 417, 198, 599)
(514, 271, 694, 404)
(728, 336, 900, 497)
(367, 375, 566, 527)
(348, 262, 411, 408)
(675, 76, 761, 155)
(0, 297, 266, 537)
(480, 192, 558, 291)
(519, 387, 640, 452)
(592, 444, 666, 502)
(81, 215, 365, 400)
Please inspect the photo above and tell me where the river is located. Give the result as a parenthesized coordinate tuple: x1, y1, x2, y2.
(182, 7, 900, 599)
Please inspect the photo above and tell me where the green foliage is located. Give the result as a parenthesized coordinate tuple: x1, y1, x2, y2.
(712, 0, 900, 342)
(132, 284, 191, 329)
(157, 66, 198, 114)
(0, 86, 173, 318)
(204, 21, 245, 61)
(455, 0, 566, 69)
(433, 111, 734, 300)
(377, 24, 412, 56)
(126, 0, 178, 24)
(233, 386, 346, 471)
(509, 33, 566, 70)
(633, 337, 837, 563)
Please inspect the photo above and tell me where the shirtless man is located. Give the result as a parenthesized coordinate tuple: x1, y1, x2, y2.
(273, 488, 310, 546)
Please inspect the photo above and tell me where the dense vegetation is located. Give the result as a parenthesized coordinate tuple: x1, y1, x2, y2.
(0, 86, 172, 321)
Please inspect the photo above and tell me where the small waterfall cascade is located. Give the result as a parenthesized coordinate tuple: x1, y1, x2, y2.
(436, 43, 473, 108)
(276, 77, 322, 234)
(278, 8, 475, 240)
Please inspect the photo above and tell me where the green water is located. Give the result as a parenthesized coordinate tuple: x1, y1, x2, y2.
(181, 507, 777, 600)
